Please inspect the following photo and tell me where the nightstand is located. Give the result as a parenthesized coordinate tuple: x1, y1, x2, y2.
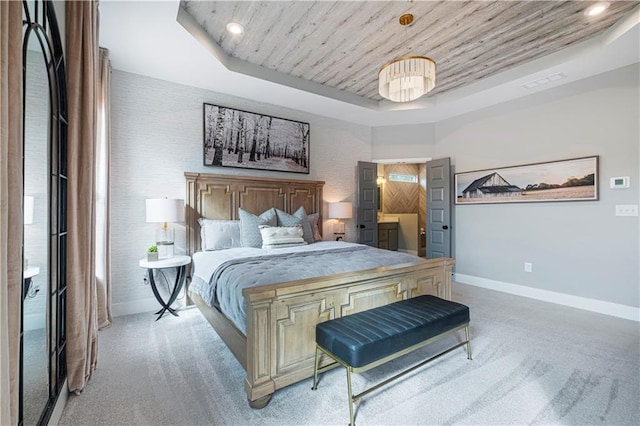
(138, 255, 190, 321)
(23, 266, 40, 300)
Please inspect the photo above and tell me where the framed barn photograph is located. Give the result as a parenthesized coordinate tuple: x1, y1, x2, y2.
(203, 103, 310, 174)
(455, 156, 598, 204)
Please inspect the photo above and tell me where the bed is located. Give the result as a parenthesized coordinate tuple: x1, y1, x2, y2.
(184, 172, 455, 407)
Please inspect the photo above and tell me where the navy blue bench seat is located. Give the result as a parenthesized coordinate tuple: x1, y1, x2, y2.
(312, 295, 471, 426)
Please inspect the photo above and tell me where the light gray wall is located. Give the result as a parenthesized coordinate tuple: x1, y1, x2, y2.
(112, 64, 638, 313)
(373, 64, 639, 308)
(371, 122, 435, 160)
(110, 70, 371, 313)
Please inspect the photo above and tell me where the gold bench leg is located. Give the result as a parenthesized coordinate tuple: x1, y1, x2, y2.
(311, 345, 321, 390)
(346, 366, 355, 426)
(314, 323, 471, 425)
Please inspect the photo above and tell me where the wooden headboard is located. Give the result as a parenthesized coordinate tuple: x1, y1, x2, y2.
(185, 173, 325, 255)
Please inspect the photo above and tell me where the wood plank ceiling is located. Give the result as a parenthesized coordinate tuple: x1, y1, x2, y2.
(180, 1, 639, 102)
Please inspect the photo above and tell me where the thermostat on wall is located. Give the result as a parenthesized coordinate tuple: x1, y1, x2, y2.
(610, 176, 630, 189)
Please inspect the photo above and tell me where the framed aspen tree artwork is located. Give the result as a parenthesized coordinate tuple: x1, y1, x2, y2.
(203, 103, 310, 174)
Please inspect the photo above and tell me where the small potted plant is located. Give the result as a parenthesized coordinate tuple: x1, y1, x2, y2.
(147, 245, 158, 262)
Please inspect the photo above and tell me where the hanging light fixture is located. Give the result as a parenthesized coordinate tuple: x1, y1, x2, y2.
(378, 14, 436, 103)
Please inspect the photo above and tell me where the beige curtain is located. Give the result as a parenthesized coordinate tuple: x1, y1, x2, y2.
(66, 0, 100, 393)
(0, 2, 24, 424)
(96, 47, 112, 329)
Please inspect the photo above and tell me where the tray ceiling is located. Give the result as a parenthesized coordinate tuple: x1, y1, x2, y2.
(179, 1, 639, 106)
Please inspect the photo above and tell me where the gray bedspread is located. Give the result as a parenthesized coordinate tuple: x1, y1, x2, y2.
(191, 243, 424, 334)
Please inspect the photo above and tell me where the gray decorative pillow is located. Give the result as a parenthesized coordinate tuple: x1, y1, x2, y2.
(198, 219, 241, 250)
(275, 207, 314, 244)
(307, 212, 322, 241)
(238, 207, 277, 248)
(293, 206, 315, 244)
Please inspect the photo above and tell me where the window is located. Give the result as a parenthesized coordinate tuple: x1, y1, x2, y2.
(388, 172, 418, 183)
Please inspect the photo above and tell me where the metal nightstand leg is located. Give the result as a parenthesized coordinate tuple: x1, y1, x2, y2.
(148, 265, 187, 320)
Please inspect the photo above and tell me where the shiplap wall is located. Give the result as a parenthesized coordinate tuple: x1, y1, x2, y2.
(110, 70, 371, 315)
(382, 163, 420, 214)
(181, 1, 638, 101)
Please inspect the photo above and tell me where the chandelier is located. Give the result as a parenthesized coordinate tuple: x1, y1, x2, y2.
(378, 14, 436, 103)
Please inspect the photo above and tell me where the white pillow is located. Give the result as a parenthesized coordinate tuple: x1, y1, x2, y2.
(259, 225, 307, 249)
(198, 219, 241, 251)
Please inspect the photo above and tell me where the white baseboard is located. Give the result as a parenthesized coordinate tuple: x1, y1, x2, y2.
(24, 312, 46, 331)
(398, 249, 418, 256)
(111, 297, 160, 317)
(47, 378, 67, 426)
(454, 273, 640, 322)
(111, 296, 190, 318)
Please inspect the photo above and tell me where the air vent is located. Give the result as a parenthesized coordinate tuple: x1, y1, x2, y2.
(522, 73, 567, 89)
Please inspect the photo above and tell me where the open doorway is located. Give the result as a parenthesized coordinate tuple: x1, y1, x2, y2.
(375, 160, 428, 257)
(362, 157, 451, 258)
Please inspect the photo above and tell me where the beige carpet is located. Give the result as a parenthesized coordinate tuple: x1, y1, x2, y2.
(58, 283, 639, 425)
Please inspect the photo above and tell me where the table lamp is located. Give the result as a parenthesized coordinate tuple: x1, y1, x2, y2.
(328, 201, 352, 240)
(145, 198, 185, 258)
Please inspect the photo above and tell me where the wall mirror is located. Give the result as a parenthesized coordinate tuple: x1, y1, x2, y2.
(21, 1, 68, 424)
(23, 35, 49, 426)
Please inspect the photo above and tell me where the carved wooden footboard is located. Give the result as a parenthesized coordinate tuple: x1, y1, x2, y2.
(185, 172, 455, 407)
(242, 258, 454, 404)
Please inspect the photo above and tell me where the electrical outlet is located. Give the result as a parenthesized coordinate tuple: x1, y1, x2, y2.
(615, 204, 638, 217)
(524, 262, 533, 273)
(142, 274, 149, 284)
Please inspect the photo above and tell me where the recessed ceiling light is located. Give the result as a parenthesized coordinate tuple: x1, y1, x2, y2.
(226, 22, 244, 35)
(584, 2, 610, 17)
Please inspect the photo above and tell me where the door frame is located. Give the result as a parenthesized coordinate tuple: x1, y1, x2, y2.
(373, 157, 453, 259)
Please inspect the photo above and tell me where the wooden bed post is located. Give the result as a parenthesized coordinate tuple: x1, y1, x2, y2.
(244, 297, 276, 407)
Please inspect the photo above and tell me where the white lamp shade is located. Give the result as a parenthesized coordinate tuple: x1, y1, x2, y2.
(145, 198, 185, 223)
(328, 202, 353, 220)
(24, 196, 34, 225)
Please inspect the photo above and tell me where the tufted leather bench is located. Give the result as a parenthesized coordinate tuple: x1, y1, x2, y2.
(312, 295, 471, 426)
